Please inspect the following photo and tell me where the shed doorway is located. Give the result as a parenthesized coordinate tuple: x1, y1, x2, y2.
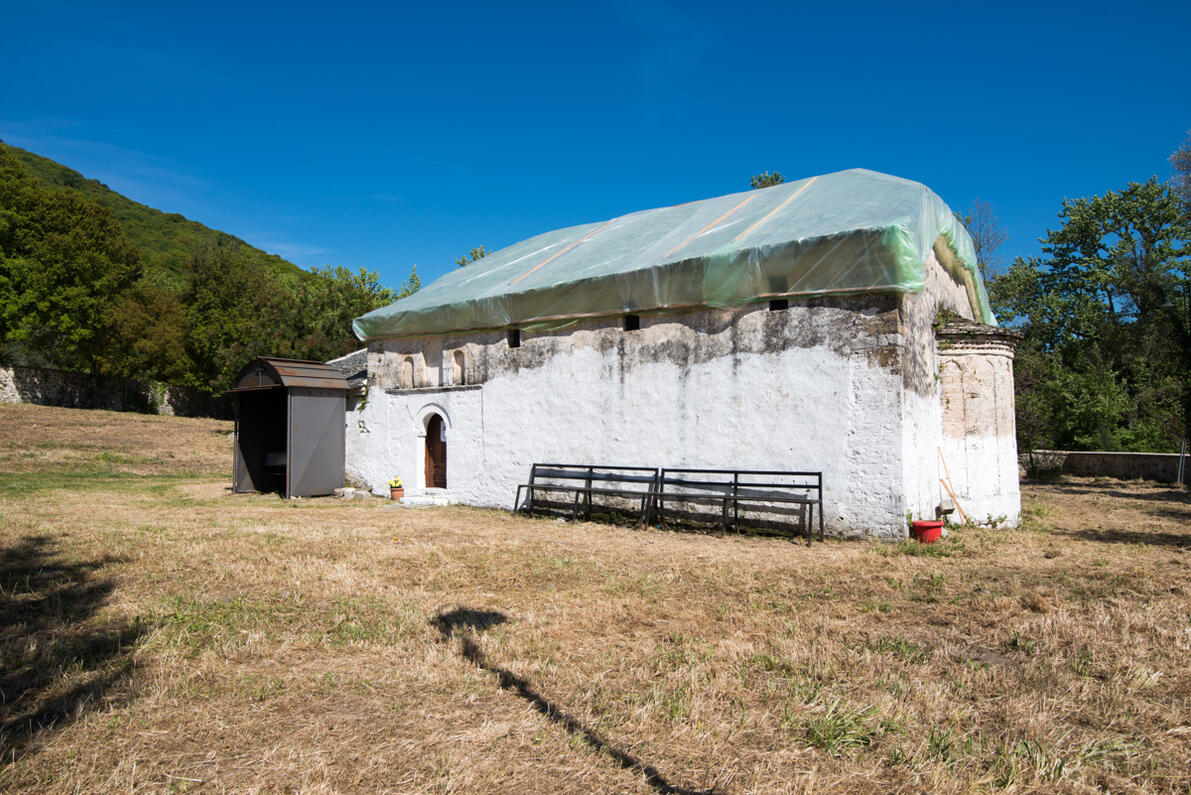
(228, 357, 348, 498)
(425, 414, 447, 488)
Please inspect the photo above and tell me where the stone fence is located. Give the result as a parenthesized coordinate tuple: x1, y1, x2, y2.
(1021, 449, 1187, 484)
(0, 364, 230, 418)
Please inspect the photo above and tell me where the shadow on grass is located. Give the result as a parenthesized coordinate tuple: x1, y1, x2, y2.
(1060, 527, 1191, 548)
(0, 536, 146, 762)
(431, 607, 719, 795)
(522, 497, 815, 544)
(1037, 481, 1191, 506)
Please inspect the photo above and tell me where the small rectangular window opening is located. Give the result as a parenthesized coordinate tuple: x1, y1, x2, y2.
(507, 329, 521, 348)
(768, 276, 789, 311)
(623, 314, 640, 331)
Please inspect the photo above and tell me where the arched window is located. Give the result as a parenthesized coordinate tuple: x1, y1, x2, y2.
(452, 350, 466, 385)
(401, 357, 415, 389)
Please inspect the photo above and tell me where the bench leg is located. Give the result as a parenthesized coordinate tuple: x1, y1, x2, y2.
(527, 486, 535, 517)
(818, 499, 825, 541)
(805, 503, 813, 547)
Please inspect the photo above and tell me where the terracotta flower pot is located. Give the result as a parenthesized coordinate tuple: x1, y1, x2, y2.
(390, 488, 405, 500)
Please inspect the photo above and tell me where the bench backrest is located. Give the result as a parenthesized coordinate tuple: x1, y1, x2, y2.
(658, 468, 821, 498)
(529, 464, 659, 492)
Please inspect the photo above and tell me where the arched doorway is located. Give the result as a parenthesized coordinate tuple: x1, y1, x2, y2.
(425, 414, 447, 488)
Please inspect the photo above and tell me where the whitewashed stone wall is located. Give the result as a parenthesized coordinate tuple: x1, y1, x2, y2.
(937, 322, 1022, 525)
(347, 246, 1019, 537)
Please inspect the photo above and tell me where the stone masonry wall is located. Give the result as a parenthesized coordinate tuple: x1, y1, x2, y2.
(0, 364, 230, 418)
(1021, 450, 1186, 483)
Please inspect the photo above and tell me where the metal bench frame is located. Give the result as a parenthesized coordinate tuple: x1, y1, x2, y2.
(653, 468, 824, 546)
(515, 464, 660, 526)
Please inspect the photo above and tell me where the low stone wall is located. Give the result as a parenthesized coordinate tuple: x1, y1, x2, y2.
(1021, 449, 1187, 484)
(0, 364, 230, 418)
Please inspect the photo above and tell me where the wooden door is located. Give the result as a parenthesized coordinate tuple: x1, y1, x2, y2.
(425, 414, 447, 488)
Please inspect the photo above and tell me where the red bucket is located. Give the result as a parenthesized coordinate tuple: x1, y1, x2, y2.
(911, 520, 944, 544)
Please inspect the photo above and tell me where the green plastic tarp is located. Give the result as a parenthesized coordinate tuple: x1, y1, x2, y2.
(353, 168, 995, 341)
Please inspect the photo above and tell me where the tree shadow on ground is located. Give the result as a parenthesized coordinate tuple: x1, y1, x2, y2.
(1038, 481, 1191, 505)
(0, 535, 146, 762)
(1059, 527, 1191, 548)
(431, 607, 720, 795)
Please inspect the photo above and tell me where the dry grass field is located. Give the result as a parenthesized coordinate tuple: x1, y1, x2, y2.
(0, 402, 1189, 793)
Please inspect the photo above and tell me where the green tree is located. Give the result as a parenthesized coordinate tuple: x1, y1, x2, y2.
(181, 243, 421, 391)
(0, 147, 142, 378)
(1172, 129, 1191, 204)
(107, 284, 191, 383)
(281, 264, 419, 363)
(749, 171, 785, 189)
(180, 242, 282, 390)
(989, 178, 1190, 452)
(455, 245, 489, 267)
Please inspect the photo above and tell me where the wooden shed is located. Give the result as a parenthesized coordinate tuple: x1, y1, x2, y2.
(228, 357, 348, 498)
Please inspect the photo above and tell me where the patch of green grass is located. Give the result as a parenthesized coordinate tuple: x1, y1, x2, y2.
(1070, 647, 1094, 677)
(926, 726, 953, 763)
(95, 450, 159, 465)
(802, 700, 878, 755)
(326, 597, 406, 645)
(247, 675, 286, 701)
(0, 468, 209, 495)
(157, 595, 266, 642)
(1006, 631, 1037, 656)
(747, 653, 797, 676)
(868, 636, 931, 664)
(911, 572, 948, 602)
(861, 599, 893, 613)
(883, 535, 963, 557)
(656, 682, 690, 721)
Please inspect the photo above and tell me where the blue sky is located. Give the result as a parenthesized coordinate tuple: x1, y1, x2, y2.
(3, 0, 1189, 290)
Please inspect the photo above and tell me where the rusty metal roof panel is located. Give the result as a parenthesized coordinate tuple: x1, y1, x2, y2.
(227, 357, 349, 393)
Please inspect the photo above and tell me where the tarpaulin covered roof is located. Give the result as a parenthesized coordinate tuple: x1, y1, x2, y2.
(353, 168, 994, 341)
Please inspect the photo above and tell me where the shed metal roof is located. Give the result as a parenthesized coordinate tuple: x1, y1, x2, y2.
(353, 168, 994, 341)
(227, 357, 349, 393)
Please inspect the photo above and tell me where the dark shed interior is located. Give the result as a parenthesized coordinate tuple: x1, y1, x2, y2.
(228, 357, 348, 498)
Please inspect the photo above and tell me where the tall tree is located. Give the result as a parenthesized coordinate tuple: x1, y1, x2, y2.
(955, 198, 1008, 281)
(750, 171, 785, 189)
(455, 246, 489, 267)
(1171, 129, 1191, 204)
(107, 284, 191, 383)
(181, 243, 420, 391)
(988, 178, 1190, 451)
(0, 147, 142, 377)
(180, 242, 281, 390)
(282, 264, 420, 362)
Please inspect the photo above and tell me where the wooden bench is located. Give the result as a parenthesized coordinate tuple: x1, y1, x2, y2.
(653, 468, 824, 545)
(515, 464, 660, 526)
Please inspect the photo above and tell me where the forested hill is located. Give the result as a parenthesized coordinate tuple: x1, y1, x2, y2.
(3, 141, 301, 289)
(0, 142, 419, 392)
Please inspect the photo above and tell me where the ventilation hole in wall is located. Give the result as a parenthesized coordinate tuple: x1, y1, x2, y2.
(623, 314, 640, 331)
(507, 329, 521, 348)
(768, 275, 789, 311)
